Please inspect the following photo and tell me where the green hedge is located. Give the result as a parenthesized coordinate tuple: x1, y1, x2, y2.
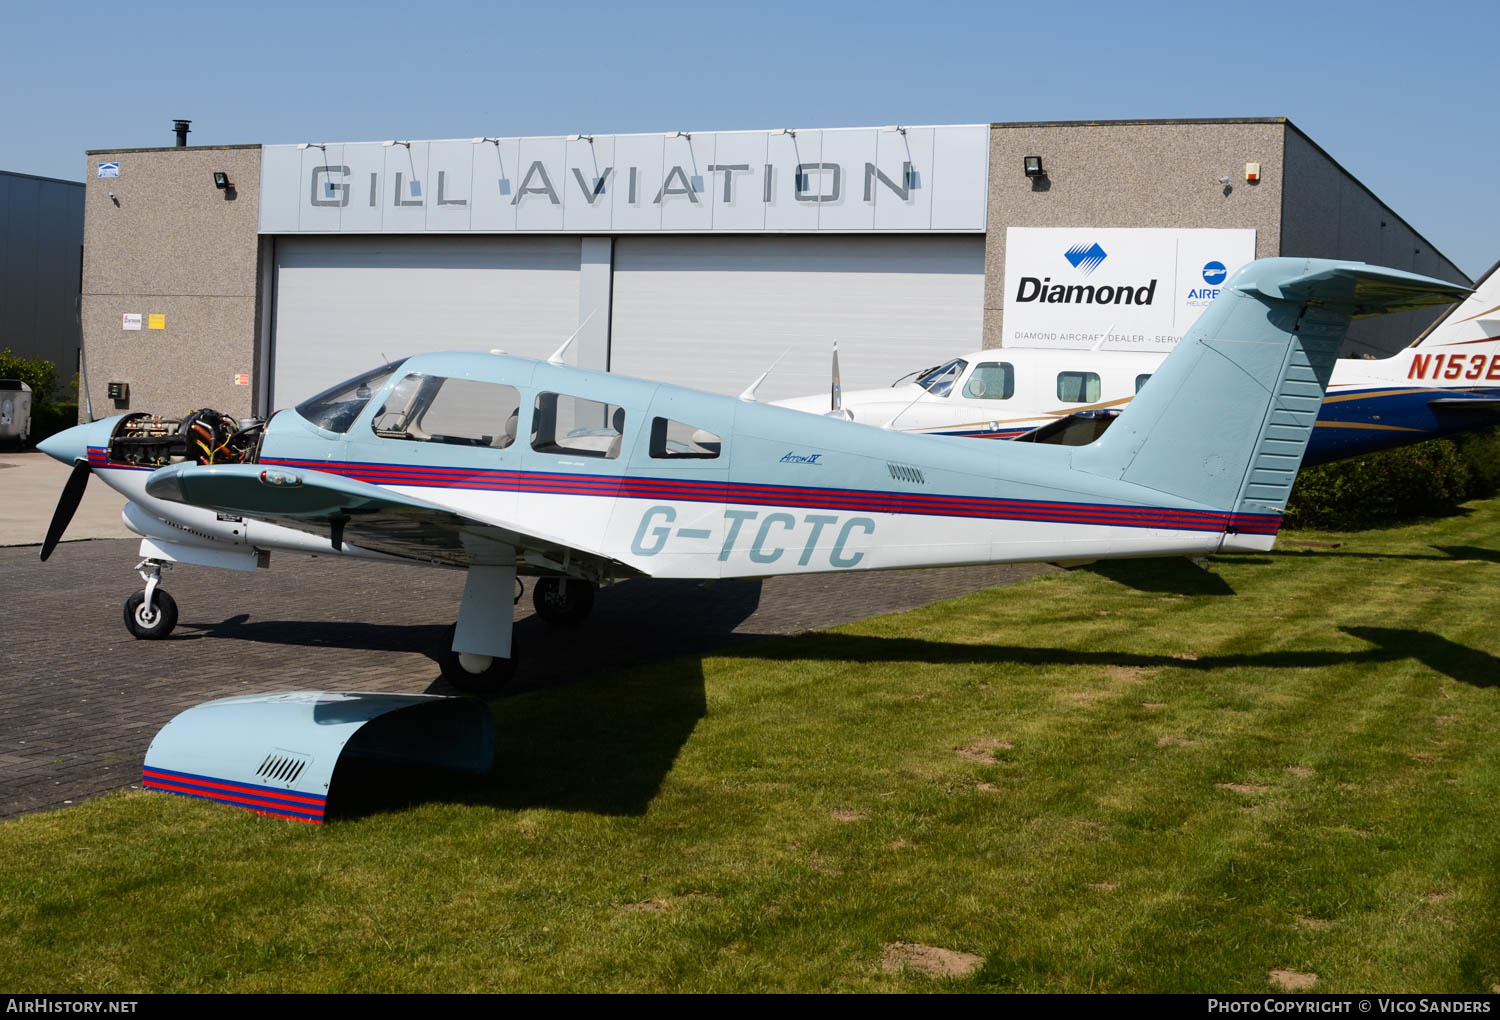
(30, 402, 79, 443)
(1286, 428, 1500, 529)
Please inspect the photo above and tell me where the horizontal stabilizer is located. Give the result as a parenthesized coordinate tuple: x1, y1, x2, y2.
(1239, 263, 1470, 317)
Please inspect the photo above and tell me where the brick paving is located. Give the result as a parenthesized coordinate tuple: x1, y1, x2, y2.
(0, 537, 1049, 819)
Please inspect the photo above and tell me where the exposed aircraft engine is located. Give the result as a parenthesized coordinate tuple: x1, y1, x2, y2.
(108, 409, 266, 468)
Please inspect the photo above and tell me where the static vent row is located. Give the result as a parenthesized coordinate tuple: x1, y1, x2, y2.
(256, 752, 310, 785)
(887, 463, 925, 484)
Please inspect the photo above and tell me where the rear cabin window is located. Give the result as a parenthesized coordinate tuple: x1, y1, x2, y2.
(1057, 371, 1101, 403)
(370, 374, 522, 448)
(1135, 374, 1153, 393)
(649, 417, 722, 459)
(962, 362, 1015, 400)
(532, 392, 625, 459)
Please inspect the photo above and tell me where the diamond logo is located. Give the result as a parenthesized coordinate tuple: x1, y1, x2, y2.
(1063, 242, 1108, 275)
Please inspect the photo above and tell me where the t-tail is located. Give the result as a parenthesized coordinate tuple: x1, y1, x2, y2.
(1395, 258, 1500, 383)
(1066, 258, 1469, 550)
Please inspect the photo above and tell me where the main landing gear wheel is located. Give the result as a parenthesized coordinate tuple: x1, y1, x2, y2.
(124, 588, 178, 640)
(532, 577, 596, 626)
(437, 626, 520, 696)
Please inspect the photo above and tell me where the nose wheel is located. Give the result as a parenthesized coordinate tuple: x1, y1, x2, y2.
(437, 625, 519, 695)
(532, 577, 596, 626)
(124, 559, 178, 639)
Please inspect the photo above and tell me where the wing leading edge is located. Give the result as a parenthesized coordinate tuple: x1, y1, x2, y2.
(143, 461, 644, 578)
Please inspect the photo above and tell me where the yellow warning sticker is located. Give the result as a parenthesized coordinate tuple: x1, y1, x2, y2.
(148, 314, 165, 330)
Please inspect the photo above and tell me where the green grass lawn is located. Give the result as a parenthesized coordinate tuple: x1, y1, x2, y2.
(4, 504, 1500, 993)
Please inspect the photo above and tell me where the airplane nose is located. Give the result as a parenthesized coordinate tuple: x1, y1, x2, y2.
(36, 417, 120, 466)
(37, 423, 91, 465)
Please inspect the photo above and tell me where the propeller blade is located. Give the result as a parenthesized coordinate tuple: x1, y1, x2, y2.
(830, 341, 842, 414)
(39, 460, 91, 562)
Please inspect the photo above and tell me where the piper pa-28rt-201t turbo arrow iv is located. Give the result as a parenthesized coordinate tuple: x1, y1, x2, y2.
(37, 258, 1467, 693)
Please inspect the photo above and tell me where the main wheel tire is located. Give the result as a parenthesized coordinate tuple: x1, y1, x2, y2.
(124, 588, 178, 640)
(532, 577, 596, 626)
(437, 626, 519, 695)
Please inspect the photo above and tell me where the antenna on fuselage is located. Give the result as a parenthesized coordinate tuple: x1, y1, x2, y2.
(548, 311, 597, 365)
(739, 345, 794, 402)
(1091, 322, 1116, 352)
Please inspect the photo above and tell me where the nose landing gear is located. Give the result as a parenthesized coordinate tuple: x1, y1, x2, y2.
(124, 559, 178, 639)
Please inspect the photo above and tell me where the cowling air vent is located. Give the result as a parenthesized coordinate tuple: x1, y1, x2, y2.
(255, 749, 312, 787)
(887, 462, 925, 484)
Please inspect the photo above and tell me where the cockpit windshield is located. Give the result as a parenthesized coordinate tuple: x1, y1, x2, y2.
(294, 359, 406, 434)
(912, 358, 968, 397)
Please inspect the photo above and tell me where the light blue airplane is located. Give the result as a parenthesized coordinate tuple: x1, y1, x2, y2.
(38, 258, 1466, 693)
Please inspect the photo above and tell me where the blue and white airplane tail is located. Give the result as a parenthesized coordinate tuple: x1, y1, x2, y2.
(1068, 258, 1470, 540)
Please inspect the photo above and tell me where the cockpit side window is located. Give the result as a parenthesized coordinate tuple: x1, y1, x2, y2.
(532, 392, 625, 459)
(371, 374, 522, 448)
(962, 362, 1015, 400)
(294, 360, 406, 434)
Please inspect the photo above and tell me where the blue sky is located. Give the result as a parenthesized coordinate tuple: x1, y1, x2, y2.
(3, 0, 1494, 276)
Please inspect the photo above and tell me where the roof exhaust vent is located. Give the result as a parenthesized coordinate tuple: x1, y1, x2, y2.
(173, 119, 191, 147)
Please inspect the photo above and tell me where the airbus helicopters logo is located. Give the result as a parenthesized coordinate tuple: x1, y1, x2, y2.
(1063, 242, 1109, 276)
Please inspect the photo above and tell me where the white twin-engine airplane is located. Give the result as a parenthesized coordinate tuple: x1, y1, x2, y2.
(777, 260, 1500, 464)
(37, 258, 1466, 693)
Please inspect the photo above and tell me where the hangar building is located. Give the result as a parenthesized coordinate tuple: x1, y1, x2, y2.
(1, 170, 83, 369)
(79, 118, 1466, 421)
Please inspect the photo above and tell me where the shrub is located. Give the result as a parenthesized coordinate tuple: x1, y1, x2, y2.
(0, 349, 57, 405)
(1286, 428, 1500, 529)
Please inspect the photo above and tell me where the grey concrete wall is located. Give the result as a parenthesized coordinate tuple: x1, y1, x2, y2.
(1280, 127, 1469, 356)
(80, 146, 261, 421)
(983, 120, 1287, 349)
(0, 172, 84, 375)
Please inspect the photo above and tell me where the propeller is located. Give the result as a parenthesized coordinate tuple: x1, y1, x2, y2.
(825, 341, 854, 420)
(39, 460, 91, 562)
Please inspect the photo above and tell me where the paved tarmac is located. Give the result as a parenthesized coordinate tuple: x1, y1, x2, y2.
(0, 451, 134, 546)
(1, 467, 1050, 818)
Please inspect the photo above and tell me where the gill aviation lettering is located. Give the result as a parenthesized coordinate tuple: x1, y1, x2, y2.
(307, 156, 918, 210)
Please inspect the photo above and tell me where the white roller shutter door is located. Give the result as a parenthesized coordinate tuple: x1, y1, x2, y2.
(270, 236, 581, 407)
(610, 235, 984, 403)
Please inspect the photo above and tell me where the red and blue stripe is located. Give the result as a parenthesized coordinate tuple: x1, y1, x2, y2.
(260, 456, 1282, 537)
(142, 766, 326, 823)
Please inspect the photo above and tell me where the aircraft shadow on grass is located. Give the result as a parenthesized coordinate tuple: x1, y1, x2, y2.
(170, 579, 1498, 822)
(324, 625, 1499, 823)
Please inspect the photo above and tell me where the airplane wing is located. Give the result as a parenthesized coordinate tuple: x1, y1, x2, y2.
(1428, 397, 1500, 414)
(143, 462, 645, 578)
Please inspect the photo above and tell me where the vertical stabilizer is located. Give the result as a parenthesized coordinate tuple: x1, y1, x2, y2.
(1071, 258, 1470, 529)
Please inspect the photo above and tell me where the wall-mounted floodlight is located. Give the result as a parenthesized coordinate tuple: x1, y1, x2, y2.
(567, 134, 594, 142)
(1023, 155, 1045, 178)
(770, 128, 795, 138)
(295, 142, 326, 151)
(472, 137, 501, 145)
(882, 125, 907, 134)
(212, 171, 232, 190)
(382, 140, 411, 148)
(665, 130, 690, 140)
